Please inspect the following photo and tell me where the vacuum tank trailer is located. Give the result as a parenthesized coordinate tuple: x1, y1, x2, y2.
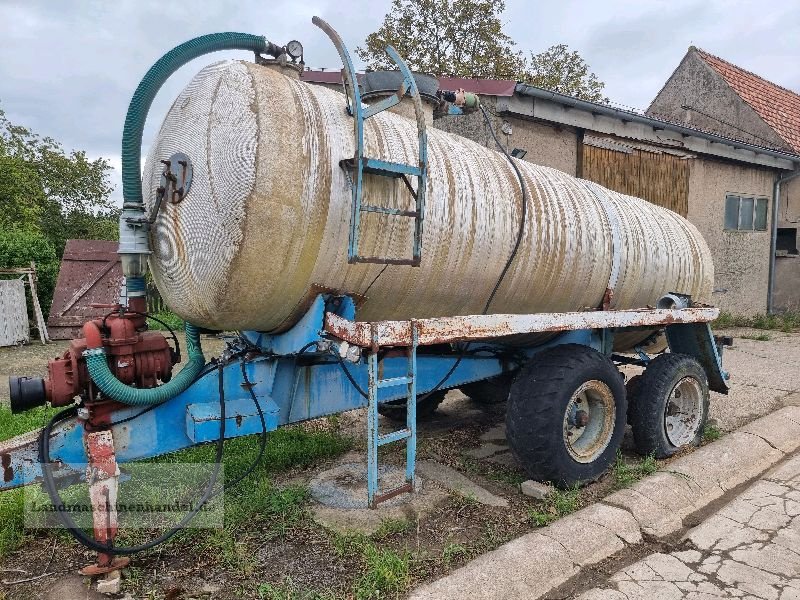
(1, 18, 729, 573)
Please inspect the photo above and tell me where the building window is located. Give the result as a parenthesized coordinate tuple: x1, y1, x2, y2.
(725, 194, 768, 231)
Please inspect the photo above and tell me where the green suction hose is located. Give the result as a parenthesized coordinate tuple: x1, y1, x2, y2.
(85, 324, 205, 406)
(102, 32, 276, 405)
(121, 32, 275, 204)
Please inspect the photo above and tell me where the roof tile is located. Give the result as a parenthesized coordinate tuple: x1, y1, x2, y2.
(696, 48, 800, 152)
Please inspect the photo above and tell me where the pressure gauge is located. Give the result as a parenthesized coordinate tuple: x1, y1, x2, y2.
(286, 40, 303, 60)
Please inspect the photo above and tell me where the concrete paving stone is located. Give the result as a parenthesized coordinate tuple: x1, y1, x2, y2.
(479, 423, 506, 442)
(628, 471, 709, 519)
(729, 544, 800, 578)
(673, 549, 703, 564)
(464, 443, 509, 459)
(715, 559, 782, 600)
(709, 383, 786, 432)
(642, 553, 694, 582)
(783, 392, 800, 407)
(416, 460, 508, 507)
(687, 514, 770, 552)
(616, 579, 685, 599)
(583, 503, 642, 545)
(539, 508, 625, 567)
(740, 407, 800, 453)
(620, 561, 662, 582)
(767, 453, 800, 483)
(670, 430, 783, 492)
(521, 480, 552, 500)
(602, 487, 682, 538)
(576, 590, 627, 600)
(408, 532, 577, 600)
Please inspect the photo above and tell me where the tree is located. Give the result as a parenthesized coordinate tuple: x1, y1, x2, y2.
(523, 44, 608, 103)
(0, 104, 116, 255)
(358, 0, 608, 103)
(357, 0, 525, 79)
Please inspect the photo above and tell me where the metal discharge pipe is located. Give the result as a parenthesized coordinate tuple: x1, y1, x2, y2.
(143, 61, 715, 344)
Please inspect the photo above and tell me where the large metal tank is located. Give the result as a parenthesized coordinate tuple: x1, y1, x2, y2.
(143, 60, 714, 338)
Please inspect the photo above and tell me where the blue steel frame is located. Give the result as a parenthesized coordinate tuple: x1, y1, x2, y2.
(312, 16, 428, 267)
(0, 293, 727, 508)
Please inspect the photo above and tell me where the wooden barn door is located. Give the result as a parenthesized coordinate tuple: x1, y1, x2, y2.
(47, 240, 123, 340)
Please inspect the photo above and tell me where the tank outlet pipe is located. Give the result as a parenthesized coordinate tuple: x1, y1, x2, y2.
(110, 33, 278, 403)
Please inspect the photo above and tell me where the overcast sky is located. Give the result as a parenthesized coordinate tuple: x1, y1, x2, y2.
(1, 0, 798, 204)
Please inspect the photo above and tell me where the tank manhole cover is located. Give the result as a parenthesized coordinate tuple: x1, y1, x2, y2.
(309, 462, 422, 509)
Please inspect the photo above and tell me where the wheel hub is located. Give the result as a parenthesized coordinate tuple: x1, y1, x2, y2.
(563, 380, 616, 463)
(664, 376, 704, 446)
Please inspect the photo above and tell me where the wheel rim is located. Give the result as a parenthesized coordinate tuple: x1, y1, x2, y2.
(562, 380, 616, 463)
(664, 376, 704, 447)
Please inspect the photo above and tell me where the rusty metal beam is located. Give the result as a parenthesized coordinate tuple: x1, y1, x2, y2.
(324, 307, 720, 348)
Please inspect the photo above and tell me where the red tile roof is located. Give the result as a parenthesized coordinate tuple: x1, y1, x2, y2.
(696, 48, 800, 152)
(300, 70, 516, 97)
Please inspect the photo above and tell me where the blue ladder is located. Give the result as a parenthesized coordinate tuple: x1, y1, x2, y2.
(366, 321, 419, 507)
(313, 17, 428, 267)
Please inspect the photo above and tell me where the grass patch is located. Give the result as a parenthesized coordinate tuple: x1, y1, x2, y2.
(611, 452, 658, 490)
(332, 531, 411, 599)
(373, 517, 412, 539)
(715, 311, 800, 332)
(740, 333, 772, 341)
(441, 542, 468, 567)
(527, 485, 581, 527)
(702, 424, 723, 443)
(353, 544, 410, 600)
(0, 405, 58, 443)
(258, 578, 340, 600)
(146, 309, 184, 331)
(487, 468, 526, 488)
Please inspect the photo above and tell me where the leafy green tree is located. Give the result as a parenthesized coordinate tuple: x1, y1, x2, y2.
(523, 44, 607, 102)
(0, 105, 115, 254)
(358, 0, 608, 103)
(0, 228, 59, 316)
(357, 0, 525, 79)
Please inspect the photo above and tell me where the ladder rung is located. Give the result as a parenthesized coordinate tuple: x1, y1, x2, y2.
(361, 204, 419, 218)
(350, 256, 421, 266)
(377, 376, 412, 388)
(378, 428, 412, 445)
(363, 158, 422, 178)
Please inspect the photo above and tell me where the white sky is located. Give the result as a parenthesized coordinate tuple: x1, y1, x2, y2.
(1, 0, 798, 203)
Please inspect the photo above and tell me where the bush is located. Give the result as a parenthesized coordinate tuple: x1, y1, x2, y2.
(0, 227, 59, 317)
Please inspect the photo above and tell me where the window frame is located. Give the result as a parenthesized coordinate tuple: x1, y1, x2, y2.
(724, 193, 769, 232)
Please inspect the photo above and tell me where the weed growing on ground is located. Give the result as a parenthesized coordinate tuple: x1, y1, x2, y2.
(740, 333, 772, 341)
(527, 485, 581, 526)
(441, 542, 468, 567)
(331, 531, 411, 599)
(702, 424, 723, 443)
(373, 517, 412, 539)
(146, 309, 184, 331)
(257, 578, 340, 600)
(487, 468, 526, 488)
(611, 452, 658, 490)
(715, 311, 800, 332)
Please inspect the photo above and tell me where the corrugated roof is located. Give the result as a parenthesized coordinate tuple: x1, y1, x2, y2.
(299, 70, 516, 97)
(696, 48, 800, 153)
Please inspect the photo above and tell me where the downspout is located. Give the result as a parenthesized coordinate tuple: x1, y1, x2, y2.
(768, 169, 800, 313)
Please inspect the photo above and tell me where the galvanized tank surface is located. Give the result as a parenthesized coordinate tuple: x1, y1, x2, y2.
(143, 60, 714, 341)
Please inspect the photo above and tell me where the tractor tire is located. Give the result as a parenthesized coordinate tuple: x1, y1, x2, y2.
(459, 372, 516, 405)
(629, 353, 709, 459)
(377, 389, 448, 422)
(506, 344, 627, 488)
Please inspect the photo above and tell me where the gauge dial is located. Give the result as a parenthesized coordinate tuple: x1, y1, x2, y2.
(286, 40, 303, 60)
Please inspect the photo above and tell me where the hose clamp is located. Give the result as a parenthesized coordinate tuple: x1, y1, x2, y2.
(82, 347, 107, 358)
